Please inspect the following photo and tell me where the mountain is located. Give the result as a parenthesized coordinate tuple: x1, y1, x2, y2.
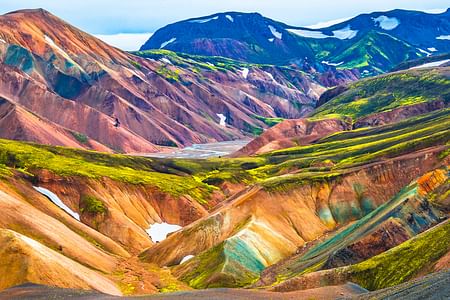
(0, 9, 358, 152)
(0, 7, 448, 300)
(141, 9, 450, 74)
(0, 72, 448, 297)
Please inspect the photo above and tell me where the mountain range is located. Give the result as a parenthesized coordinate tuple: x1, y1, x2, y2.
(0, 9, 359, 153)
(142, 9, 450, 74)
(0, 6, 448, 300)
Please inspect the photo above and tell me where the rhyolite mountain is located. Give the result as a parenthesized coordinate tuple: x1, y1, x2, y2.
(0, 69, 448, 297)
(0, 7, 449, 300)
(141, 9, 450, 74)
(0, 9, 358, 153)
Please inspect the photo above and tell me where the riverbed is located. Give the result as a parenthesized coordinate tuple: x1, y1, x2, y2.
(142, 140, 250, 159)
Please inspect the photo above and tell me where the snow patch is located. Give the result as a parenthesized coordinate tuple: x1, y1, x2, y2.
(160, 58, 173, 65)
(288, 29, 329, 39)
(146, 222, 181, 243)
(427, 48, 438, 52)
(160, 38, 176, 49)
(241, 67, 249, 79)
(226, 15, 234, 22)
(373, 16, 400, 30)
(0, 38, 5, 43)
(264, 71, 275, 82)
(288, 25, 357, 40)
(268, 25, 282, 39)
(332, 26, 358, 40)
(418, 48, 431, 56)
(411, 59, 450, 69)
(268, 38, 275, 42)
(322, 61, 344, 67)
(437, 35, 450, 40)
(180, 255, 194, 264)
(33, 186, 80, 221)
(216, 113, 227, 126)
(44, 35, 83, 70)
(189, 16, 219, 24)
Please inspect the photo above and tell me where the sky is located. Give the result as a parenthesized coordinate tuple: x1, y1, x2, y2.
(1, 1, 448, 50)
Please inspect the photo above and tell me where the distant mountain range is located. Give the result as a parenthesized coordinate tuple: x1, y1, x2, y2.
(141, 9, 450, 74)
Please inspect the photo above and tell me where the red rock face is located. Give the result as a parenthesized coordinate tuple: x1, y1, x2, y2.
(354, 100, 447, 128)
(0, 9, 358, 153)
(232, 117, 352, 156)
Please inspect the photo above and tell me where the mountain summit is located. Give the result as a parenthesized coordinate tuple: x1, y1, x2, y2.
(141, 9, 450, 74)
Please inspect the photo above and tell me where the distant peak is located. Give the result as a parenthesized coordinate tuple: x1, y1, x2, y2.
(5, 8, 51, 16)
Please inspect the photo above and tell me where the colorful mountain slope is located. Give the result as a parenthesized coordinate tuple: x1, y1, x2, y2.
(314, 67, 450, 122)
(141, 9, 450, 74)
(139, 109, 449, 288)
(0, 9, 357, 152)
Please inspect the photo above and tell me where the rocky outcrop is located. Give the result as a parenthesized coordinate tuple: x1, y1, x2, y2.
(271, 220, 450, 293)
(354, 100, 447, 129)
(232, 117, 351, 156)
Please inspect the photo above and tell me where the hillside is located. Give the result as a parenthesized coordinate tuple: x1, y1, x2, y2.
(0, 9, 357, 152)
(0, 6, 448, 300)
(141, 9, 450, 74)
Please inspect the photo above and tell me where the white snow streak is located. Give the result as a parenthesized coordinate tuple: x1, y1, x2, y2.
(160, 38, 176, 49)
(268, 25, 282, 39)
(180, 255, 194, 264)
(33, 186, 80, 221)
(264, 71, 276, 82)
(322, 61, 344, 66)
(288, 25, 357, 40)
(160, 58, 173, 65)
(216, 113, 227, 126)
(418, 49, 431, 56)
(189, 16, 219, 24)
(226, 15, 234, 22)
(427, 48, 438, 52)
(241, 68, 249, 79)
(437, 35, 450, 40)
(411, 59, 450, 69)
(268, 38, 275, 42)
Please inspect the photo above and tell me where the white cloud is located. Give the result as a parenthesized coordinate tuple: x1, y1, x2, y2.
(95, 33, 153, 51)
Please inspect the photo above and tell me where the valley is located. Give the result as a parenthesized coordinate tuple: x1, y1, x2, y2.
(0, 4, 449, 300)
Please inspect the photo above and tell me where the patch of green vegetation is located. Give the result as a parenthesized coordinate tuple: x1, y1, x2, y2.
(129, 60, 142, 70)
(252, 115, 284, 127)
(313, 68, 450, 120)
(244, 122, 264, 136)
(156, 66, 181, 83)
(80, 195, 107, 214)
(178, 242, 227, 289)
(0, 139, 214, 204)
(0, 164, 12, 178)
(70, 131, 89, 145)
(349, 220, 450, 290)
